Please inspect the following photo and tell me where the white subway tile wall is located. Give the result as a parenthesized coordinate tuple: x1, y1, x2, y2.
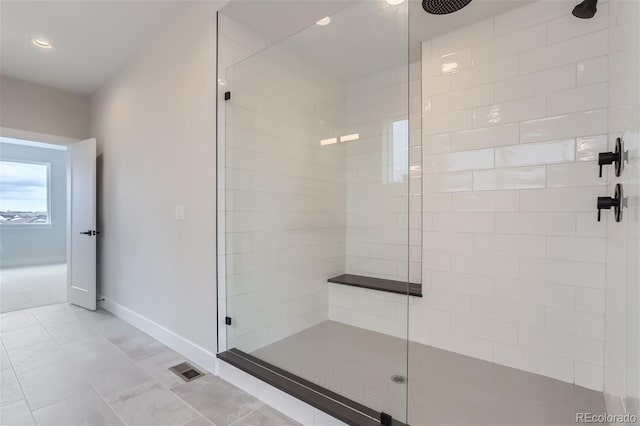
(419, 0, 609, 390)
(343, 63, 420, 284)
(326, 63, 420, 339)
(218, 0, 624, 396)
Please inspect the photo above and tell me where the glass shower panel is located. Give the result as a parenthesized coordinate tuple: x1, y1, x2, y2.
(611, 0, 640, 417)
(221, 0, 410, 421)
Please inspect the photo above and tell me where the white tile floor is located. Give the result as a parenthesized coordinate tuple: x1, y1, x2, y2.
(0, 303, 299, 426)
(0, 264, 67, 313)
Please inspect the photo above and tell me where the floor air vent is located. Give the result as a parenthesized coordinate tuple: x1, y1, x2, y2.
(169, 362, 205, 382)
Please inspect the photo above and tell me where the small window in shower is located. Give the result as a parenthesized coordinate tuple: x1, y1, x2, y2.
(386, 118, 409, 183)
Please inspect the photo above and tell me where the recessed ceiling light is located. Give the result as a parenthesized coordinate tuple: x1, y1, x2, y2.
(316, 16, 331, 26)
(340, 133, 360, 142)
(386, 0, 405, 4)
(320, 137, 337, 146)
(30, 38, 53, 49)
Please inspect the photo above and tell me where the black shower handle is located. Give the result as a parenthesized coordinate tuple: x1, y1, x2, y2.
(598, 151, 619, 177)
(597, 184, 625, 222)
(598, 138, 627, 178)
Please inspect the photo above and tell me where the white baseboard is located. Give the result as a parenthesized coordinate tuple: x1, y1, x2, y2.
(98, 295, 218, 375)
(0, 256, 66, 268)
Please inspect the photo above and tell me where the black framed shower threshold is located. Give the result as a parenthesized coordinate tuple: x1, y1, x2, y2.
(217, 348, 409, 426)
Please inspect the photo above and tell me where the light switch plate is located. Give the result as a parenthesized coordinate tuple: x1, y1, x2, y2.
(175, 205, 185, 221)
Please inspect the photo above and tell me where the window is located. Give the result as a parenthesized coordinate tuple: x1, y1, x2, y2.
(0, 160, 50, 225)
(388, 119, 409, 183)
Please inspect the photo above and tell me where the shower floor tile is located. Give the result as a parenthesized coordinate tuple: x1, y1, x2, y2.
(251, 321, 606, 425)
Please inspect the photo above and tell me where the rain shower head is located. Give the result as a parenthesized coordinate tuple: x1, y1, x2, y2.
(572, 0, 598, 19)
(422, 0, 472, 15)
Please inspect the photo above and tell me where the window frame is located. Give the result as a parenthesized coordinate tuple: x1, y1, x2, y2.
(0, 158, 53, 229)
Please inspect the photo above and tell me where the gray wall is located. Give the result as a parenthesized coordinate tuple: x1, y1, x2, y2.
(0, 75, 90, 139)
(90, 2, 218, 361)
(0, 142, 67, 266)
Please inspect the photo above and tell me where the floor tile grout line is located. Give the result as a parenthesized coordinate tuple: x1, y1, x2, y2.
(164, 376, 218, 424)
(0, 337, 16, 370)
(1, 311, 51, 351)
(227, 403, 267, 426)
(166, 370, 253, 426)
(5, 305, 112, 419)
(24, 306, 149, 425)
(91, 358, 212, 426)
(17, 305, 111, 422)
(169, 389, 217, 426)
(5, 304, 278, 426)
(42, 304, 214, 426)
(1, 338, 37, 425)
(82, 308, 166, 363)
(3, 312, 44, 416)
(81, 375, 129, 426)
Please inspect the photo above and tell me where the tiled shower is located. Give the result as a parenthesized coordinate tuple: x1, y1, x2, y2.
(216, 0, 639, 424)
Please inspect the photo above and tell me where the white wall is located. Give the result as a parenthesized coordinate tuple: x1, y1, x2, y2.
(604, 0, 640, 416)
(417, 0, 610, 390)
(90, 2, 218, 362)
(0, 142, 67, 267)
(0, 75, 90, 140)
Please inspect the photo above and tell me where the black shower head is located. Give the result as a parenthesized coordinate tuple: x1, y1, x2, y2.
(422, 0, 472, 15)
(572, 0, 598, 19)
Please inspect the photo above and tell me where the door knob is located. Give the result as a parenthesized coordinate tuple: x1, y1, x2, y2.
(598, 137, 627, 177)
(80, 230, 97, 236)
(597, 184, 625, 222)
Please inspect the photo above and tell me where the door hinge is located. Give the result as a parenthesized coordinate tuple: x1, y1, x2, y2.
(224, 91, 231, 101)
(225, 316, 232, 325)
(380, 412, 392, 426)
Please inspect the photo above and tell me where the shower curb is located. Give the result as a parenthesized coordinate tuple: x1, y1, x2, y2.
(217, 348, 409, 426)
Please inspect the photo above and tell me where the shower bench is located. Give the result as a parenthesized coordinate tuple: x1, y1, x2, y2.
(327, 274, 422, 297)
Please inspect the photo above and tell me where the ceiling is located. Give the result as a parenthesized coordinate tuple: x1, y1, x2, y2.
(221, 0, 536, 82)
(0, 1, 195, 95)
(220, 0, 355, 43)
(0, 0, 540, 94)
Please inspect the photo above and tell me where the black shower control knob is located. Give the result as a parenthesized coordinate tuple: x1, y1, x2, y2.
(597, 138, 626, 178)
(598, 152, 616, 173)
(598, 151, 619, 177)
(597, 196, 619, 210)
(597, 184, 625, 222)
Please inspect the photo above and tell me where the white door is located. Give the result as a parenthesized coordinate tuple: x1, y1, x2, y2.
(67, 138, 97, 310)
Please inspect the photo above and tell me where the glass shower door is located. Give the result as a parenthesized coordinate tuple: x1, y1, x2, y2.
(219, 0, 411, 422)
